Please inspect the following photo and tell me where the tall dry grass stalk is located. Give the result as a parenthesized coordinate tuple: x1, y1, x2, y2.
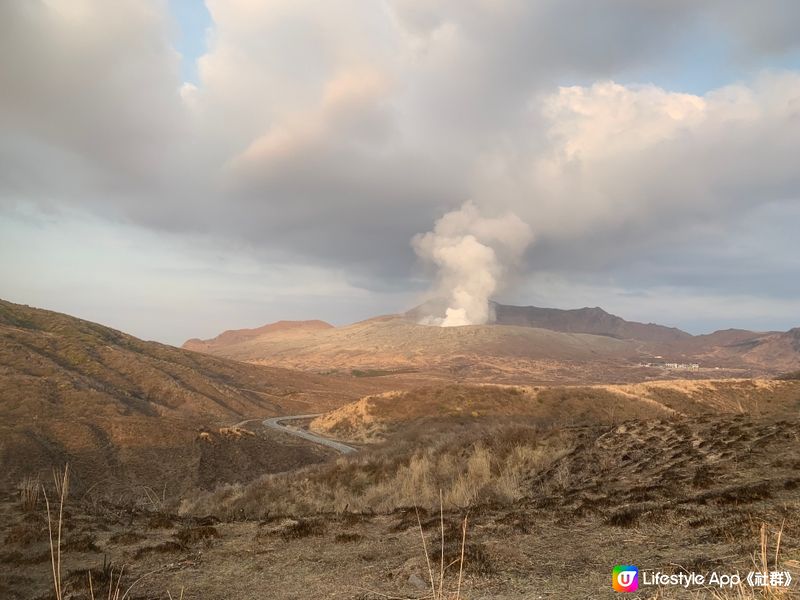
(43, 463, 164, 600)
(700, 521, 795, 600)
(52, 465, 69, 503)
(86, 564, 163, 600)
(414, 491, 469, 600)
(141, 484, 168, 511)
(88, 565, 126, 600)
(43, 463, 69, 600)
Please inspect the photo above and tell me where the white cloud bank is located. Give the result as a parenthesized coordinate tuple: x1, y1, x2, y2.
(1, 0, 800, 336)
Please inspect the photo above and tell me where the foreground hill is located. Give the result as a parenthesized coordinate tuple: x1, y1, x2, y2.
(0, 299, 374, 494)
(169, 380, 800, 598)
(6, 409, 799, 598)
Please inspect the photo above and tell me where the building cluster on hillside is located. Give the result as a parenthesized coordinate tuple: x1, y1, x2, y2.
(640, 361, 701, 370)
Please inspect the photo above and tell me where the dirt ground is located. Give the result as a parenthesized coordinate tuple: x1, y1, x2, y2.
(2, 414, 799, 599)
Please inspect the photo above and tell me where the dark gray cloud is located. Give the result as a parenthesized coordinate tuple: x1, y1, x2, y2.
(1, 0, 800, 329)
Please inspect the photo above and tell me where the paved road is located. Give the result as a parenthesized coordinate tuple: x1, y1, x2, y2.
(262, 414, 357, 454)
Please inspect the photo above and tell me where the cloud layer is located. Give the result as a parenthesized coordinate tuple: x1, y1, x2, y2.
(2, 0, 800, 335)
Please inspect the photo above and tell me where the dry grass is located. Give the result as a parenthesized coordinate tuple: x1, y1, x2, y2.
(696, 522, 797, 599)
(414, 492, 468, 600)
(317, 380, 800, 445)
(43, 464, 69, 600)
(185, 423, 573, 517)
(140, 484, 168, 511)
(19, 475, 40, 512)
(359, 492, 470, 600)
(42, 463, 170, 600)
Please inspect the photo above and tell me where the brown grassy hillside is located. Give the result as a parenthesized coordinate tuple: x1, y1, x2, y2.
(183, 319, 333, 353)
(0, 299, 376, 495)
(186, 378, 800, 517)
(181, 314, 643, 378)
(311, 379, 800, 443)
(700, 327, 800, 371)
(3, 369, 799, 598)
(186, 305, 800, 378)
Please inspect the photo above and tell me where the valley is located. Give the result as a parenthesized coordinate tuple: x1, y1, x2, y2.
(1, 299, 798, 599)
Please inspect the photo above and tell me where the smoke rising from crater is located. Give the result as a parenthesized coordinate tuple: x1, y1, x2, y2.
(412, 202, 533, 327)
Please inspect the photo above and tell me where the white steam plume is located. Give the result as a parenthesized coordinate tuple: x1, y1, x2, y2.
(412, 202, 533, 327)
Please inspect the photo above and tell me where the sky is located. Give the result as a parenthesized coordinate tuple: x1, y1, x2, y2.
(1, 0, 799, 345)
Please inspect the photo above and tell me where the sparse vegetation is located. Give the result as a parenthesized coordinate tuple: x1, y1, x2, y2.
(351, 368, 418, 377)
(776, 370, 800, 381)
(699, 523, 796, 599)
(312, 380, 800, 444)
(2, 301, 799, 598)
(186, 423, 573, 517)
(279, 518, 327, 540)
(19, 475, 40, 512)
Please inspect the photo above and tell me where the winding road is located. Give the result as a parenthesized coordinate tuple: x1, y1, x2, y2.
(262, 414, 357, 454)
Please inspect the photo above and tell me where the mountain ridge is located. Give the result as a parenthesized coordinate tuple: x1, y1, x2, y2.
(488, 302, 692, 344)
(184, 319, 333, 353)
(183, 301, 800, 376)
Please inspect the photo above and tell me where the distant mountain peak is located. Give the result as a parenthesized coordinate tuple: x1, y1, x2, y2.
(183, 319, 334, 352)
(488, 302, 692, 343)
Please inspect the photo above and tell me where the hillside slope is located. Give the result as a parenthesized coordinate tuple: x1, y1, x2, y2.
(0, 299, 370, 494)
(186, 302, 799, 377)
(490, 303, 692, 343)
(182, 315, 640, 378)
(310, 379, 800, 442)
(699, 327, 800, 371)
(183, 319, 333, 354)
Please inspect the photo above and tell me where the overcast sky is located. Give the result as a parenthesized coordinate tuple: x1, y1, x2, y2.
(2, 0, 800, 345)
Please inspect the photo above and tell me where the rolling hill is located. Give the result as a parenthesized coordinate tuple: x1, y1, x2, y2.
(182, 314, 642, 380)
(310, 379, 800, 443)
(0, 299, 375, 494)
(697, 327, 800, 371)
(183, 319, 333, 354)
(182, 303, 800, 378)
